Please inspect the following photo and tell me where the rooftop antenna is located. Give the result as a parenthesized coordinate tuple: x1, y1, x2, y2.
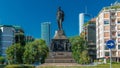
(85, 6, 87, 13)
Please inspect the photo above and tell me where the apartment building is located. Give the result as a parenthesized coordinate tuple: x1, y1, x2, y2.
(96, 2, 120, 62)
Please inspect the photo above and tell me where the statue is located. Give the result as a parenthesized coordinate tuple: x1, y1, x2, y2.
(57, 7, 64, 30)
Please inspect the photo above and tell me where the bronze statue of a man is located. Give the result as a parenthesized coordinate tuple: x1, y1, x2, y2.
(57, 7, 64, 30)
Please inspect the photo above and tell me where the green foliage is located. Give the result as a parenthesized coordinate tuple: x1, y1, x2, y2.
(6, 39, 49, 64)
(110, 5, 120, 9)
(79, 50, 90, 64)
(0, 65, 6, 68)
(0, 56, 5, 64)
(6, 43, 24, 64)
(70, 36, 90, 64)
(5, 65, 35, 68)
(23, 39, 49, 64)
(15, 33, 25, 46)
(104, 6, 120, 10)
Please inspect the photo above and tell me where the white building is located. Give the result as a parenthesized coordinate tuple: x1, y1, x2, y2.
(79, 13, 91, 35)
(96, 2, 120, 62)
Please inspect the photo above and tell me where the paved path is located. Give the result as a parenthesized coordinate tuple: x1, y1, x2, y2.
(36, 63, 98, 68)
(41, 63, 81, 66)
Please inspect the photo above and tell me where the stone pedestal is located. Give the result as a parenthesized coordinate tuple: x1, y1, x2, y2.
(45, 30, 74, 63)
(50, 30, 71, 52)
(45, 52, 75, 63)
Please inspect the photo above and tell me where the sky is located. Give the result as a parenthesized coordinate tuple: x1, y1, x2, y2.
(0, 0, 119, 38)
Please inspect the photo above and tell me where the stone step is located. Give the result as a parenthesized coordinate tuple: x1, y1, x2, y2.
(45, 52, 74, 63)
(45, 59, 75, 63)
(38, 63, 81, 67)
(47, 56, 72, 59)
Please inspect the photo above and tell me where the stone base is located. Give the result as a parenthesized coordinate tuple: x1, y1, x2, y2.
(45, 52, 75, 63)
(54, 30, 67, 39)
(51, 39, 71, 52)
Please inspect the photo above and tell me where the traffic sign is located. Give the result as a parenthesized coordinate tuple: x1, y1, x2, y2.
(106, 40, 115, 49)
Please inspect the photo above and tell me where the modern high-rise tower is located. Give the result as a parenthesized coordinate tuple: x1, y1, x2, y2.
(41, 22, 51, 47)
(79, 13, 91, 35)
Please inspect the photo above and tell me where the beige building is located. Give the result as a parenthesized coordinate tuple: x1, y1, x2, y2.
(96, 2, 120, 62)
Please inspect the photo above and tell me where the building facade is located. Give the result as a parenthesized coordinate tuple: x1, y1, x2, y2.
(41, 22, 51, 47)
(25, 36, 34, 43)
(0, 25, 15, 57)
(0, 25, 24, 57)
(84, 18, 96, 62)
(96, 2, 120, 62)
(79, 13, 91, 35)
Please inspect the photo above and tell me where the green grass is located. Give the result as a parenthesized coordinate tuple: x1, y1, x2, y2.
(38, 64, 120, 68)
(5, 64, 35, 68)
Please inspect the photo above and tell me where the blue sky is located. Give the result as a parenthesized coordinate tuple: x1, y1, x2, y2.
(0, 0, 119, 38)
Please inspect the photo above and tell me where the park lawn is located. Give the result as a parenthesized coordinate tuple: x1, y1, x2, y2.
(38, 64, 120, 68)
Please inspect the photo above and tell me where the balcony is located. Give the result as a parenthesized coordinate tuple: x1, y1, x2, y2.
(112, 54, 116, 57)
(110, 16, 116, 20)
(88, 42, 96, 45)
(111, 35, 116, 39)
(111, 28, 116, 32)
(111, 22, 116, 25)
(112, 49, 117, 51)
(89, 52, 96, 55)
(87, 48, 96, 50)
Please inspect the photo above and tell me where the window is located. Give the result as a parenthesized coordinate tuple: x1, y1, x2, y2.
(117, 18, 120, 23)
(104, 20, 109, 24)
(118, 38, 120, 43)
(112, 32, 116, 36)
(111, 19, 115, 22)
(118, 52, 120, 56)
(105, 52, 109, 56)
(112, 52, 116, 56)
(118, 25, 120, 30)
(104, 38, 109, 43)
(118, 45, 120, 49)
(104, 13, 109, 18)
(105, 46, 109, 50)
(104, 26, 110, 31)
(117, 12, 120, 17)
(118, 31, 120, 36)
(104, 32, 110, 37)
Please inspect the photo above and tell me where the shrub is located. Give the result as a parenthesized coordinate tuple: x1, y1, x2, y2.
(5, 65, 35, 68)
(0, 65, 6, 68)
(0, 56, 5, 64)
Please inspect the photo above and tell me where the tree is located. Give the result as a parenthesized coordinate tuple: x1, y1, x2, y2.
(15, 33, 25, 46)
(6, 43, 24, 64)
(70, 36, 90, 64)
(79, 50, 90, 64)
(23, 39, 49, 64)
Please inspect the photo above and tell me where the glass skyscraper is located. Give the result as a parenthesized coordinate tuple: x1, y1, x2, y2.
(79, 13, 91, 35)
(41, 22, 51, 47)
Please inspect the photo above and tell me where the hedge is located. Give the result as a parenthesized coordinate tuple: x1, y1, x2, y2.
(5, 64, 35, 68)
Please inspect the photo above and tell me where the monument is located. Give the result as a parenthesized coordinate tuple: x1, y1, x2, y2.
(45, 7, 75, 63)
